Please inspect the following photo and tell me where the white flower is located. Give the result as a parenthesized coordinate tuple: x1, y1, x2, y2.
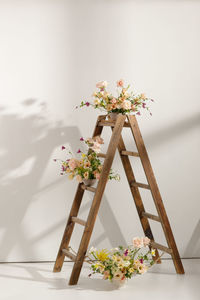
(151, 249, 156, 256)
(89, 246, 97, 254)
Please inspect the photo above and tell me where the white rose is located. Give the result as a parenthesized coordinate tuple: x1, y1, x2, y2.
(122, 100, 131, 110)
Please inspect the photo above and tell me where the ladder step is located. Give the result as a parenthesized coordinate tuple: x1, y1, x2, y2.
(131, 181, 151, 190)
(142, 212, 161, 222)
(81, 184, 96, 193)
(71, 217, 86, 226)
(98, 119, 130, 128)
(121, 150, 139, 157)
(151, 241, 173, 254)
(97, 153, 107, 158)
(62, 249, 77, 261)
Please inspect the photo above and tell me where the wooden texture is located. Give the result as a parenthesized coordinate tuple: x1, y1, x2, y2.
(128, 115, 184, 274)
(121, 150, 139, 157)
(81, 184, 96, 193)
(98, 119, 130, 127)
(142, 212, 161, 222)
(53, 183, 84, 272)
(71, 217, 86, 226)
(131, 181, 150, 190)
(115, 131, 161, 263)
(151, 242, 172, 254)
(62, 249, 77, 261)
(68, 115, 126, 285)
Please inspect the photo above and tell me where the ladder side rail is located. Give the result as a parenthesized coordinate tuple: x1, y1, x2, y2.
(128, 115, 184, 274)
(116, 132, 161, 263)
(68, 114, 126, 285)
(53, 184, 84, 272)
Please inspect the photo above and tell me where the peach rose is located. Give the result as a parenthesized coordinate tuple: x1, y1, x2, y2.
(103, 270, 110, 280)
(95, 172, 101, 180)
(143, 237, 150, 247)
(96, 81, 108, 89)
(121, 100, 131, 110)
(116, 79, 124, 87)
(132, 237, 143, 248)
(93, 136, 104, 144)
(76, 175, 83, 183)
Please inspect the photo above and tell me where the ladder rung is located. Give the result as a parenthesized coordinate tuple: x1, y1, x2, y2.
(81, 184, 96, 193)
(71, 217, 86, 226)
(97, 153, 107, 158)
(62, 249, 77, 261)
(151, 241, 173, 254)
(98, 120, 130, 128)
(131, 181, 151, 190)
(142, 212, 161, 222)
(121, 150, 139, 157)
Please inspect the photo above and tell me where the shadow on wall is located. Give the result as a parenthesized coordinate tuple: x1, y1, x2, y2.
(0, 100, 125, 262)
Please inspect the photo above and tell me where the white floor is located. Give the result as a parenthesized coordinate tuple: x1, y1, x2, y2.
(0, 259, 199, 300)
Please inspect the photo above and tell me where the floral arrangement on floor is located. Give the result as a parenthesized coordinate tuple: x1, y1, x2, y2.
(78, 79, 154, 116)
(86, 237, 160, 286)
(54, 136, 120, 184)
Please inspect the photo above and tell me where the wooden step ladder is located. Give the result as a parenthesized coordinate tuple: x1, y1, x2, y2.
(53, 114, 184, 285)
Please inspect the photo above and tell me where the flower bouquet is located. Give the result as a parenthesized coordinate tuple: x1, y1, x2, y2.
(54, 136, 120, 186)
(87, 237, 159, 287)
(78, 79, 153, 119)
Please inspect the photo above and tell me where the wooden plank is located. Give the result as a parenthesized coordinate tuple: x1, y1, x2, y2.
(98, 119, 130, 127)
(68, 114, 126, 285)
(128, 115, 184, 274)
(97, 153, 107, 158)
(53, 183, 84, 272)
(142, 212, 161, 222)
(151, 242, 172, 254)
(121, 150, 139, 157)
(131, 181, 150, 190)
(71, 217, 86, 226)
(81, 184, 96, 193)
(115, 129, 161, 264)
(62, 249, 77, 261)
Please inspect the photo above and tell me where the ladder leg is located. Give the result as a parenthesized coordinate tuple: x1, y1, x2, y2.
(128, 115, 184, 274)
(116, 132, 161, 263)
(68, 114, 126, 285)
(53, 184, 84, 272)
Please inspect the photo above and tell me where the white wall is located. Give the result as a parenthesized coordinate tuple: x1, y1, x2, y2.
(0, 0, 199, 262)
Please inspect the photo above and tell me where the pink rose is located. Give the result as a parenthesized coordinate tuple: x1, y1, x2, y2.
(96, 81, 108, 89)
(116, 79, 124, 87)
(68, 158, 78, 170)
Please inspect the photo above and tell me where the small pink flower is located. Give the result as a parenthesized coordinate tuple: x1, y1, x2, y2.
(85, 102, 90, 106)
(80, 137, 84, 141)
(111, 98, 117, 104)
(77, 149, 81, 153)
(136, 111, 141, 116)
(95, 172, 101, 180)
(68, 158, 78, 170)
(116, 79, 124, 87)
(61, 146, 66, 150)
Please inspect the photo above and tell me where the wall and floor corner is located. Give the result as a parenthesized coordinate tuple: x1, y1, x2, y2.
(0, 0, 199, 263)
